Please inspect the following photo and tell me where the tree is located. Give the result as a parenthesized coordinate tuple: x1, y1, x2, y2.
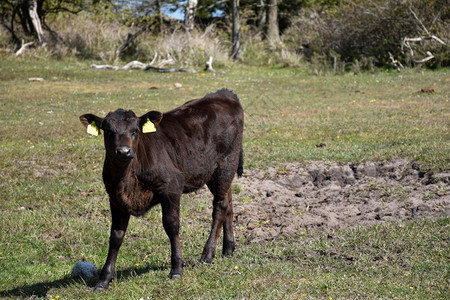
(256, 0, 266, 31)
(184, 0, 197, 31)
(231, 0, 242, 59)
(266, 0, 280, 43)
(0, 0, 86, 48)
(27, 0, 44, 43)
(1, 0, 45, 46)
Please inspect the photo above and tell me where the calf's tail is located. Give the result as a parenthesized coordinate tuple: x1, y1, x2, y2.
(237, 147, 244, 177)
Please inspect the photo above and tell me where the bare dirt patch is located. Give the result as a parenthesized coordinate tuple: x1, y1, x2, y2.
(192, 159, 449, 243)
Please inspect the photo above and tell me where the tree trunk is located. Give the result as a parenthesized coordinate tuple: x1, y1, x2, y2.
(184, 0, 198, 32)
(257, 0, 266, 32)
(156, 0, 164, 35)
(28, 0, 45, 44)
(266, 0, 280, 44)
(9, 6, 21, 46)
(231, 0, 242, 60)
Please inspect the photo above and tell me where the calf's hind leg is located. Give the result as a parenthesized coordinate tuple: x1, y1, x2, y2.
(221, 189, 235, 257)
(201, 171, 236, 263)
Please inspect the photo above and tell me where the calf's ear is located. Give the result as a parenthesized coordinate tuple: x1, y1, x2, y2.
(139, 111, 162, 133)
(79, 114, 103, 136)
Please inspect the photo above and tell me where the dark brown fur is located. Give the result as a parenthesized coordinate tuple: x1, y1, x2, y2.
(80, 89, 244, 290)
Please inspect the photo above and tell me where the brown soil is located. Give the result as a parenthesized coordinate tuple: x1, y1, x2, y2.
(193, 159, 449, 243)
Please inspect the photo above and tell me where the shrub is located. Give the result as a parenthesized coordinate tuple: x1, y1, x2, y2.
(9, 12, 231, 68)
(283, 0, 449, 70)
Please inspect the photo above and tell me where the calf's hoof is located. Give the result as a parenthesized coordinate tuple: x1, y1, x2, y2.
(94, 282, 109, 292)
(170, 274, 182, 280)
(223, 241, 235, 257)
(169, 270, 183, 280)
(200, 252, 214, 264)
(222, 248, 235, 258)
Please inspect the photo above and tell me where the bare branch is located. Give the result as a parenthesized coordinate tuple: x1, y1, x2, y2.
(413, 51, 434, 63)
(144, 65, 196, 73)
(122, 61, 148, 70)
(401, 36, 446, 64)
(430, 35, 446, 46)
(367, 0, 387, 11)
(91, 60, 196, 73)
(156, 54, 175, 68)
(92, 60, 149, 71)
(116, 20, 157, 58)
(149, 52, 158, 65)
(404, 36, 446, 45)
(408, 5, 429, 35)
(388, 52, 404, 71)
(204, 56, 215, 72)
(15, 40, 34, 56)
(91, 64, 121, 70)
(28, 77, 44, 81)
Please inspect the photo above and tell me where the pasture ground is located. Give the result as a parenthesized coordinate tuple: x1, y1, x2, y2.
(0, 58, 449, 299)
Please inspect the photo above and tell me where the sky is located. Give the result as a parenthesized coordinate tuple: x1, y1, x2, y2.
(166, 7, 184, 20)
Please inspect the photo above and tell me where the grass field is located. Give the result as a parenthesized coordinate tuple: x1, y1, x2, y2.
(0, 58, 449, 299)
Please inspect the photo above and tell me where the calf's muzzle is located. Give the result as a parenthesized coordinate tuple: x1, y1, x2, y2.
(115, 146, 134, 161)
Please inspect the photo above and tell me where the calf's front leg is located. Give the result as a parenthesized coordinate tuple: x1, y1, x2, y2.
(161, 195, 184, 279)
(95, 205, 130, 291)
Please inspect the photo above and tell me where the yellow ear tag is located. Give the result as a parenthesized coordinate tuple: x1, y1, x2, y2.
(142, 119, 156, 133)
(87, 121, 100, 136)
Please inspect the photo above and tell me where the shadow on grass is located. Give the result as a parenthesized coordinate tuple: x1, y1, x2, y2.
(0, 264, 164, 297)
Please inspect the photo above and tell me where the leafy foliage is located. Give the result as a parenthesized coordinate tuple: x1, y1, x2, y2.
(0, 0, 448, 69)
(283, 0, 449, 69)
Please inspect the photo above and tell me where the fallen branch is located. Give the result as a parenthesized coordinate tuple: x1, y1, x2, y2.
(403, 36, 446, 46)
(156, 54, 175, 68)
(15, 40, 34, 56)
(122, 61, 148, 70)
(91, 60, 149, 70)
(144, 65, 196, 73)
(400, 6, 447, 65)
(388, 52, 404, 71)
(91, 64, 121, 70)
(413, 51, 434, 63)
(91, 60, 196, 73)
(28, 77, 44, 82)
(401, 35, 446, 64)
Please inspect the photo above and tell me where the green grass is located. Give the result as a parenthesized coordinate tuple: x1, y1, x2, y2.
(0, 57, 449, 299)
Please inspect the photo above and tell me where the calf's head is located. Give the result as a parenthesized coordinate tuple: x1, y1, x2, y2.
(80, 109, 162, 163)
